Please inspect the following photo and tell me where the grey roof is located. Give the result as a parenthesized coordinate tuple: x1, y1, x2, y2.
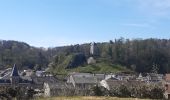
(10, 64, 19, 77)
(147, 73, 163, 81)
(71, 73, 93, 77)
(1, 73, 11, 79)
(72, 75, 97, 84)
(94, 74, 105, 81)
(0, 68, 12, 77)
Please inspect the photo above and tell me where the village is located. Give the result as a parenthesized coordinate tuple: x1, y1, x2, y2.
(1, 0, 170, 99)
(0, 64, 170, 99)
(0, 42, 169, 100)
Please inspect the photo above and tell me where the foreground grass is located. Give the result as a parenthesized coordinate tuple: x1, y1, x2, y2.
(37, 96, 151, 100)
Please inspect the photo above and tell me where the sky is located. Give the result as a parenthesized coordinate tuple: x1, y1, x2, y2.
(0, 0, 170, 47)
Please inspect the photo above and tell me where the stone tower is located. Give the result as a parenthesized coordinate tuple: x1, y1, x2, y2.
(90, 42, 95, 56)
(87, 42, 96, 64)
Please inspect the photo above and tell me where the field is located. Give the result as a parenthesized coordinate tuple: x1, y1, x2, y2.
(68, 62, 131, 74)
(37, 96, 151, 100)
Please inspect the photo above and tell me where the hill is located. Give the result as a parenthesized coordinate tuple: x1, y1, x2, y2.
(48, 55, 130, 74)
(0, 40, 49, 70)
(48, 38, 170, 74)
(1, 38, 170, 74)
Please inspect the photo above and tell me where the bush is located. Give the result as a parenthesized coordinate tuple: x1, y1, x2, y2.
(103, 83, 164, 99)
(92, 86, 104, 96)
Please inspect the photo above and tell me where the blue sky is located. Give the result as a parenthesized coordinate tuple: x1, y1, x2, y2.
(0, 0, 170, 47)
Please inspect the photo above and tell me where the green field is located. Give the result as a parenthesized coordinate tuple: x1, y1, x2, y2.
(69, 62, 130, 73)
(37, 96, 151, 100)
(49, 55, 132, 75)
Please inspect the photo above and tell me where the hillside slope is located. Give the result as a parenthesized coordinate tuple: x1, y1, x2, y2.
(0, 38, 170, 74)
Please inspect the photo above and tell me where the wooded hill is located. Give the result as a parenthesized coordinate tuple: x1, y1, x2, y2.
(0, 38, 170, 74)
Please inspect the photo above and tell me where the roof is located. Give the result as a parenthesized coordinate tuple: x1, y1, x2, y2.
(72, 75, 97, 84)
(10, 64, 19, 77)
(70, 73, 93, 77)
(1, 72, 11, 79)
(147, 73, 163, 81)
(94, 74, 105, 81)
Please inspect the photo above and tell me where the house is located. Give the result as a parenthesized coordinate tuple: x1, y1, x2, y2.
(136, 73, 148, 82)
(35, 71, 53, 77)
(28, 71, 65, 96)
(67, 73, 97, 89)
(21, 69, 34, 77)
(100, 77, 125, 90)
(44, 80, 66, 97)
(93, 74, 105, 82)
(0, 68, 12, 78)
(105, 74, 116, 80)
(164, 74, 170, 99)
(100, 77, 119, 90)
(100, 77, 145, 91)
(146, 73, 163, 83)
(32, 74, 57, 89)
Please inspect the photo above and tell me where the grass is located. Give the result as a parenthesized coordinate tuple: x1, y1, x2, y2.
(69, 62, 131, 73)
(37, 96, 151, 100)
(50, 57, 132, 75)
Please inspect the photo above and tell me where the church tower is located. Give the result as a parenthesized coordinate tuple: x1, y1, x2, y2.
(10, 64, 20, 86)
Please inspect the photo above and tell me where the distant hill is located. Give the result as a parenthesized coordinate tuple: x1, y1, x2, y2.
(0, 40, 49, 70)
(1, 38, 170, 74)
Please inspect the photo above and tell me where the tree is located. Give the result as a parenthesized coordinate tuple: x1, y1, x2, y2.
(92, 86, 103, 96)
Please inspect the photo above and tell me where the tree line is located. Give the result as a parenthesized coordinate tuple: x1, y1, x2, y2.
(0, 38, 170, 73)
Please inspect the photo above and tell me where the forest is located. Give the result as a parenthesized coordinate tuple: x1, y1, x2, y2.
(0, 38, 170, 74)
